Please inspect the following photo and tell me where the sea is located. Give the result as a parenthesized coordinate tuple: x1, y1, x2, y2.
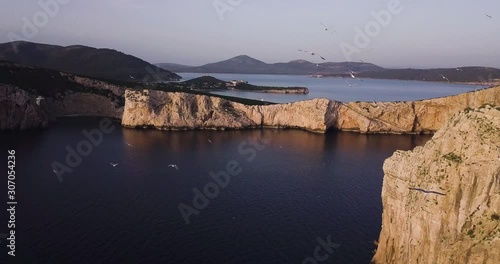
(178, 72, 486, 103)
(1, 74, 483, 263)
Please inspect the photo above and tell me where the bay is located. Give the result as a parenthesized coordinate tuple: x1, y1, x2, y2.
(179, 72, 486, 103)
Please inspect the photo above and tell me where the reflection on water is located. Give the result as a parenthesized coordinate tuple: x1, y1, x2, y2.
(1, 117, 432, 263)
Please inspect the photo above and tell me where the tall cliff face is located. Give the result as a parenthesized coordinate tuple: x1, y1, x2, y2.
(122, 89, 338, 132)
(372, 105, 500, 264)
(122, 86, 500, 133)
(335, 86, 500, 133)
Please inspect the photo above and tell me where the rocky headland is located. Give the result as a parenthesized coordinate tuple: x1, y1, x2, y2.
(121, 86, 500, 133)
(372, 105, 500, 264)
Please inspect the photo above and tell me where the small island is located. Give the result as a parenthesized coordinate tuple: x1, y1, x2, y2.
(176, 76, 309, 94)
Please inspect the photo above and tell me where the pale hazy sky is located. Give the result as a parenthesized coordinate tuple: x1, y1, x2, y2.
(1, 0, 499, 68)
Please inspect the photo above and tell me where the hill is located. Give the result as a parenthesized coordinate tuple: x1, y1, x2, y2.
(0, 61, 269, 106)
(156, 55, 383, 75)
(357, 67, 500, 84)
(0, 41, 181, 82)
(158, 56, 500, 84)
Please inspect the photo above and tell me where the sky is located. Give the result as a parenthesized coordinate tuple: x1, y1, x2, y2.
(0, 0, 499, 68)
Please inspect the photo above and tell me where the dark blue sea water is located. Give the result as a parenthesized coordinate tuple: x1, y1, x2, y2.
(0, 117, 431, 263)
(178, 73, 485, 103)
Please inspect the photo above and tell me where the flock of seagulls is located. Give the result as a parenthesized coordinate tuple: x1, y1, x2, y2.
(299, 14, 492, 86)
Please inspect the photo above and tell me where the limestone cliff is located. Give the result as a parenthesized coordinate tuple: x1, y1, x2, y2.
(335, 86, 500, 133)
(122, 86, 500, 133)
(372, 105, 500, 264)
(122, 89, 337, 132)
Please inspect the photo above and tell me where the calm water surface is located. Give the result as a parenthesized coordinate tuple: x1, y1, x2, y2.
(178, 73, 485, 103)
(0, 118, 432, 263)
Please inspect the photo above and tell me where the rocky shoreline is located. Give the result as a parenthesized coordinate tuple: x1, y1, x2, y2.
(121, 86, 500, 133)
(1, 79, 499, 133)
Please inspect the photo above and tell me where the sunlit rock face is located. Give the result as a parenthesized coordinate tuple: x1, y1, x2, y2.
(121, 89, 337, 132)
(122, 86, 500, 134)
(372, 105, 500, 264)
(333, 86, 500, 133)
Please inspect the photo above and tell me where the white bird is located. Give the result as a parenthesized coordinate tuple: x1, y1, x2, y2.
(129, 75, 135, 79)
(455, 68, 463, 71)
(110, 163, 119, 167)
(126, 143, 134, 147)
(344, 80, 358, 87)
(168, 164, 179, 170)
(486, 14, 492, 19)
(36, 96, 44, 106)
(53, 168, 57, 174)
(208, 139, 212, 143)
(439, 74, 450, 82)
(348, 70, 362, 81)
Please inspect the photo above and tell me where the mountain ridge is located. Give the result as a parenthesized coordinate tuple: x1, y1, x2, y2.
(0, 41, 181, 82)
(157, 56, 500, 83)
(156, 55, 383, 75)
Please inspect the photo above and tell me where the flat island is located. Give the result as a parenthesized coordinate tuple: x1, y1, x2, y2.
(173, 76, 309, 94)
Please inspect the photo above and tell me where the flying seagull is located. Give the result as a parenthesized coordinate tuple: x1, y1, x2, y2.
(208, 139, 212, 143)
(126, 143, 134, 147)
(53, 168, 57, 174)
(486, 14, 492, 18)
(298, 49, 326, 61)
(439, 74, 450, 82)
(129, 75, 135, 79)
(36, 96, 44, 106)
(320, 22, 337, 34)
(168, 164, 179, 170)
(409, 187, 446, 196)
(110, 163, 119, 167)
(344, 79, 358, 87)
